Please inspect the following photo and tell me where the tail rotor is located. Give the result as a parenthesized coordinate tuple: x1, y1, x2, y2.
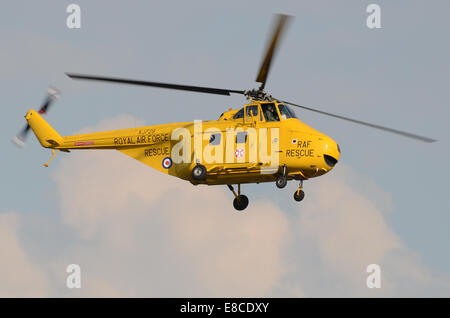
(12, 86, 60, 148)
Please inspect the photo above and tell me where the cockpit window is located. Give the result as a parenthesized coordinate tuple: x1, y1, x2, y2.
(233, 108, 245, 119)
(245, 105, 258, 117)
(287, 105, 297, 118)
(278, 104, 297, 119)
(261, 103, 280, 122)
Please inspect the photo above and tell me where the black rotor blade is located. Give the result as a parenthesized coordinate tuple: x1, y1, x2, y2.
(281, 100, 436, 143)
(256, 14, 292, 90)
(66, 73, 245, 96)
(12, 124, 30, 147)
(12, 123, 31, 148)
(38, 86, 60, 114)
(22, 124, 31, 134)
(38, 97, 51, 114)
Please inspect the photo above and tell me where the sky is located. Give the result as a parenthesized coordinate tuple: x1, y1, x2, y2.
(0, 0, 449, 297)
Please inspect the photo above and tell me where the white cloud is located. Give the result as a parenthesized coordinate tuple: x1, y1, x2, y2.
(0, 212, 49, 297)
(288, 165, 450, 296)
(299, 168, 401, 276)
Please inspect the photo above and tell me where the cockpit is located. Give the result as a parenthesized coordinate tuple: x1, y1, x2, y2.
(260, 103, 279, 121)
(231, 102, 297, 122)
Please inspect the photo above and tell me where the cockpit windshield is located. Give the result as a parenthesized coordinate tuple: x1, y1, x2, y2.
(278, 104, 297, 119)
(261, 103, 280, 122)
(233, 108, 245, 119)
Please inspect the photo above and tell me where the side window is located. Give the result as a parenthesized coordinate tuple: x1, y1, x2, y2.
(236, 131, 247, 143)
(233, 108, 245, 119)
(209, 133, 221, 145)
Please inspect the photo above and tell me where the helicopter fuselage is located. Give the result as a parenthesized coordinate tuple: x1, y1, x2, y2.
(25, 100, 340, 186)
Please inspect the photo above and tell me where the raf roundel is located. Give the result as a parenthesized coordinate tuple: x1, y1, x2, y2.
(162, 157, 173, 169)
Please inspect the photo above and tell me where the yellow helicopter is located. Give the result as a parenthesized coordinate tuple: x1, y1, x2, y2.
(14, 15, 435, 211)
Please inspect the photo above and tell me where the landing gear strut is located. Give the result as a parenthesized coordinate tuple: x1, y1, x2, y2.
(275, 164, 287, 189)
(294, 180, 305, 202)
(228, 184, 249, 211)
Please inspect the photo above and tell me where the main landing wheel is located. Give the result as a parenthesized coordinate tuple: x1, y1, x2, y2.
(233, 195, 249, 211)
(227, 184, 249, 211)
(276, 164, 288, 189)
(294, 189, 305, 202)
(192, 164, 207, 181)
(275, 176, 287, 189)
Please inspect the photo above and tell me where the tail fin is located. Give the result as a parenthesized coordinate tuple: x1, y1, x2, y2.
(25, 109, 63, 148)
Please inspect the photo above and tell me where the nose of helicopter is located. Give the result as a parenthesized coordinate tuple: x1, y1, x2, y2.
(322, 136, 340, 171)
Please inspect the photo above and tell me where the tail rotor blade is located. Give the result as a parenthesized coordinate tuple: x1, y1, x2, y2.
(39, 86, 60, 114)
(12, 130, 26, 148)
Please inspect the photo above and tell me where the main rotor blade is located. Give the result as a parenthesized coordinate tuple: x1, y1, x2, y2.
(256, 14, 292, 90)
(281, 100, 436, 143)
(66, 73, 245, 96)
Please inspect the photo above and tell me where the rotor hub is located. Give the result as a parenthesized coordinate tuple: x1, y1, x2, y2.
(244, 89, 274, 101)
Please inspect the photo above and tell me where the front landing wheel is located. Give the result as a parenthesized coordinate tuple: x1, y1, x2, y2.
(294, 190, 305, 202)
(233, 195, 249, 211)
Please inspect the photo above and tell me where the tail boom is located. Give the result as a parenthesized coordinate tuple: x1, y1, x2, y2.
(25, 110, 63, 148)
(25, 109, 173, 151)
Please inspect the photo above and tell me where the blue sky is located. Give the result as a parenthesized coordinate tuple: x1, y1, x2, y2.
(1, 0, 449, 296)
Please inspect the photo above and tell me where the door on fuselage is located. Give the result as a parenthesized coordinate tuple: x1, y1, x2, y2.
(223, 104, 262, 170)
(256, 102, 282, 174)
(226, 103, 280, 176)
